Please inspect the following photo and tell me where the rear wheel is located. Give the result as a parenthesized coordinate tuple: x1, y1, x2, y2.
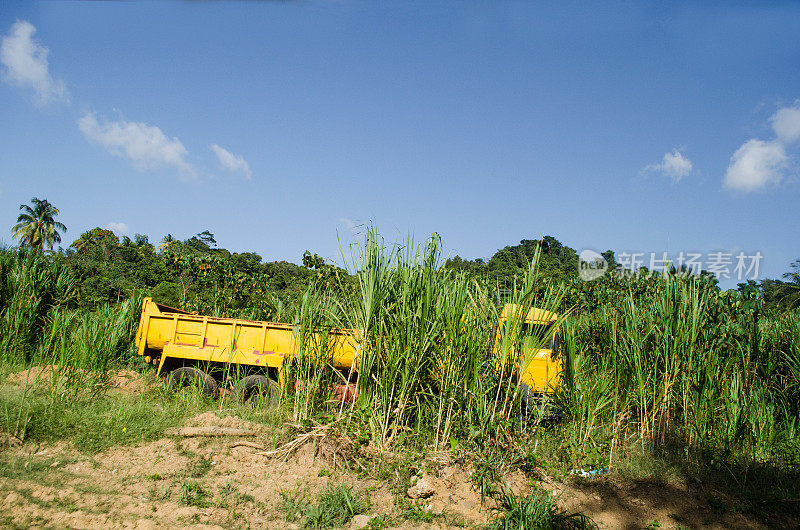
(233, 375, 279, 404)
(167, 367, 218, 397)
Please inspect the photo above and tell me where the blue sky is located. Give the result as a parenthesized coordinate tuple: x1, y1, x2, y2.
(0, 1, 798, 288)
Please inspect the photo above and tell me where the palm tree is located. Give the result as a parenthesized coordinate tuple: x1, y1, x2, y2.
(12, 197, 67, 251)
(159, 233, 176, 251)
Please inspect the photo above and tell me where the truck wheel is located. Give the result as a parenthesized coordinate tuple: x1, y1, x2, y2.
(167, 367, 218, 397)
(234, 375, 279, 404)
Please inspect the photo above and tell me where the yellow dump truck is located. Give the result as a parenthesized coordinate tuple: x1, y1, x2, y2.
(134, 297, 562, 401)
(134, 297, 359, 399)
(492, 303, 562, 398)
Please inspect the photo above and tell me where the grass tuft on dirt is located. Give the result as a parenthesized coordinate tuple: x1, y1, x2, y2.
(488, 485, 597, 530)
(304, 484, 368, 528)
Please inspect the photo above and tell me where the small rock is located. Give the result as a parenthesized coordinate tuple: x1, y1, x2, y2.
(349, 514, 371, 529)
(407, 476, 435, 499)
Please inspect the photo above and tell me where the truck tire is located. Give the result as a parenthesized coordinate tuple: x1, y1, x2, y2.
(233, 375, 279, 404)
(167, 367, 218, 397)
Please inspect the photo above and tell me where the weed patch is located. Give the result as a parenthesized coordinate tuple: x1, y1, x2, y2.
(304, 484, 367, 528)
(180, 480, 210, 508)
(0, 386, 189, 453)
(279, 485, 309, 523)
(487, 486, 596, 530)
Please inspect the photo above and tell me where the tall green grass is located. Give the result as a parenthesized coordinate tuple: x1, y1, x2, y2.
(561, 272, 800, 471)
(1, 233, 798, 493)
(266, 228, 800, 477)
(322, 228, 566, 449)
(0, 248, 142, 376)
(0, 248, 75, 368)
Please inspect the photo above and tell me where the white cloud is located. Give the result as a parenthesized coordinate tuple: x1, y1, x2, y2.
(0, 20, 68, 105)
(724, 139, 786, 192)
(724, 102, 800, 192)
(209, 144, 252, 179)
(770, 103, 800, 144)
(105, 221, 130, 235)
(79, 113, 195, 176)
(339, 218, 357, 233)
(643, 149, 693, 182)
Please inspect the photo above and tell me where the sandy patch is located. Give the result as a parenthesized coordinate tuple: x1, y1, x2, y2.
(6, 365, 155, 395)
(108, 370, 151, 395)
(6, 365, 57, 386)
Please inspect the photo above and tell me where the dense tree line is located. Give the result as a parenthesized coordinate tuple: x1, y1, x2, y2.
(445, 236, 799, 313)
(54, 228, 314, 319)
(9, 197, 800, 318)
(9, 225, 798, 318)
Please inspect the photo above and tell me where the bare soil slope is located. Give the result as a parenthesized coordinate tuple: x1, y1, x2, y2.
(0, 370, 789, 529)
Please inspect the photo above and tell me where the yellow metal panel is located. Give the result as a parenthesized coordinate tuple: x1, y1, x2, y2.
(520, 350, 562, 392)
(493, 303, 561, 394)
(136, 297, 563, 395)
(499, 303, 557, 325)
(162, 343, 287, 369)
(135, 297, 358, 372)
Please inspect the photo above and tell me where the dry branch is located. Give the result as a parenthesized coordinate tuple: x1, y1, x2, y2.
(230, 440, 266, 450)
(255, 420, 340, 461)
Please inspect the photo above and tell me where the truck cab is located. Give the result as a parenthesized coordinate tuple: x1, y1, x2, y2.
(492, 303, 562, 395)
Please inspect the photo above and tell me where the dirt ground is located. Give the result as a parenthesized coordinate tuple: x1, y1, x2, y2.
(0, 370, 791, 529)
(5, 366, 147, 396)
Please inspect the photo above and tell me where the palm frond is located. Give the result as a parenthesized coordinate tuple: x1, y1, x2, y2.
(18, 204, 35, 216)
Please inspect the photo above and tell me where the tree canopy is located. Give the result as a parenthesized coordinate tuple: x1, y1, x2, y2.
(12, 197, 67, 251)
(7, 203, 798, 316)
